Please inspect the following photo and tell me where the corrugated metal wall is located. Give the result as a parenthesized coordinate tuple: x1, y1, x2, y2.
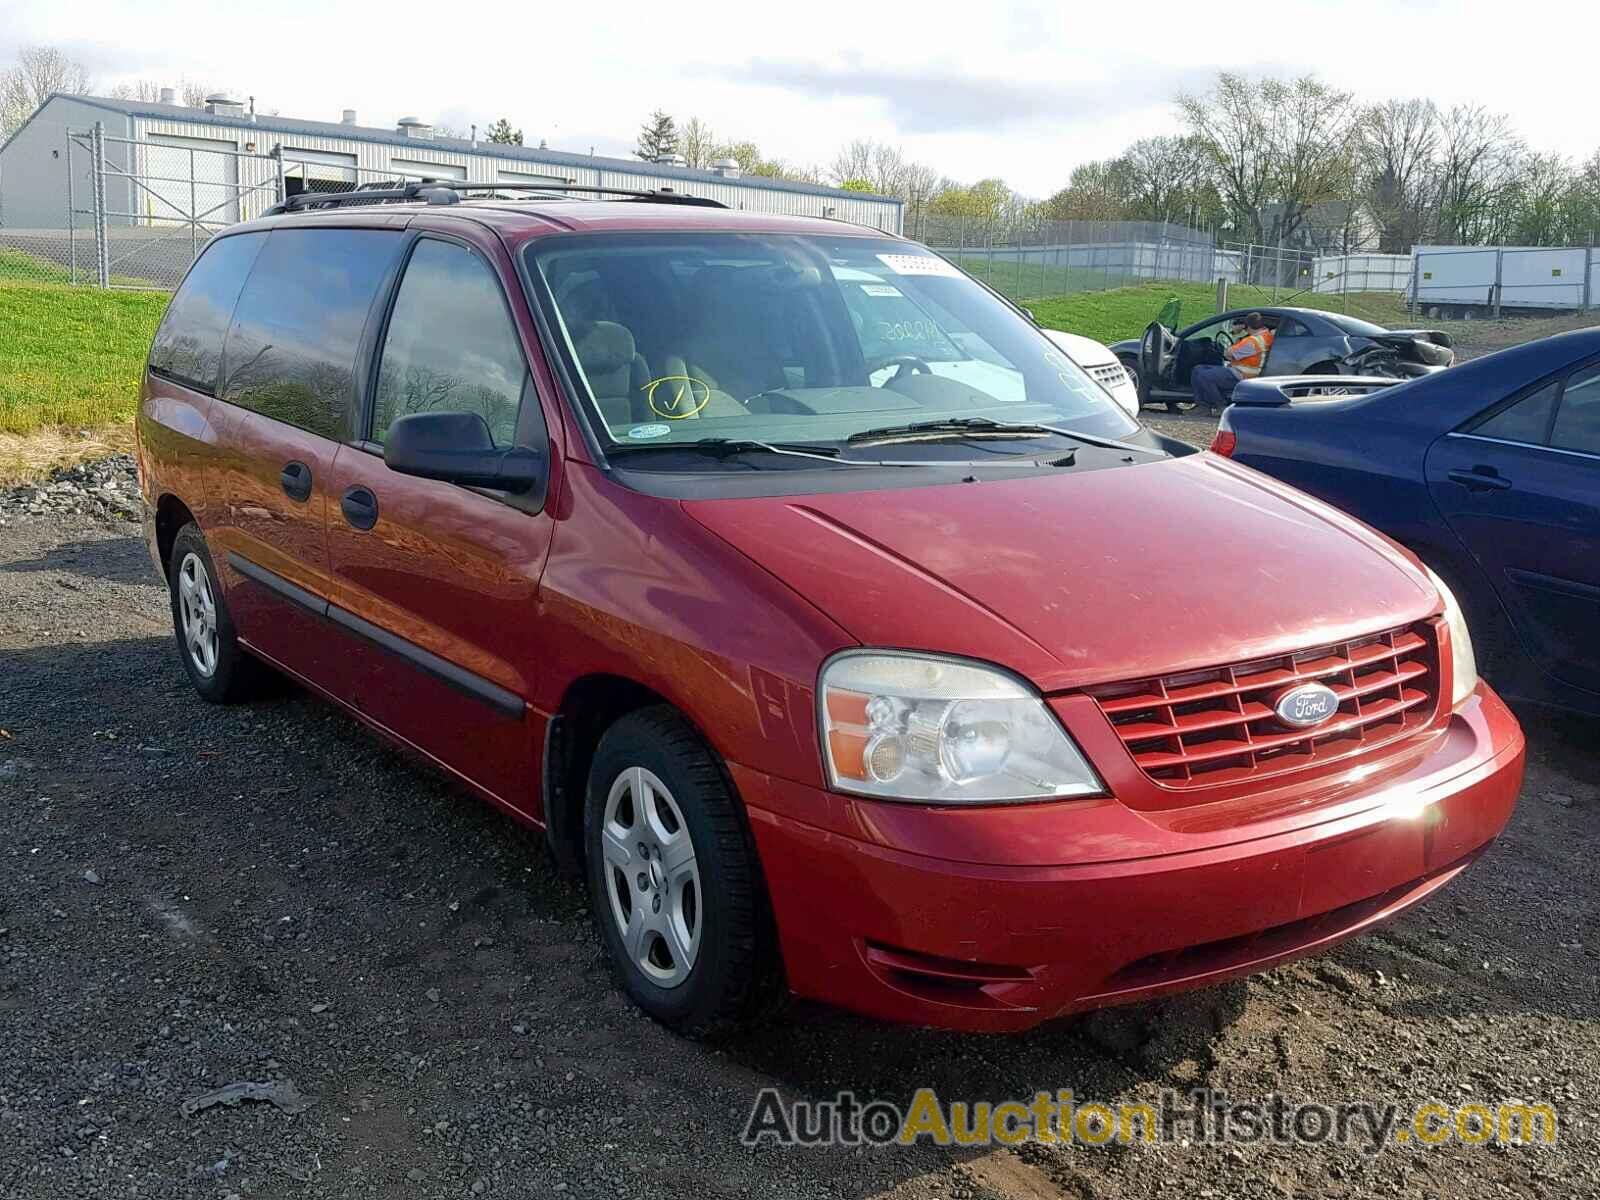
(130, 116, 901, 232)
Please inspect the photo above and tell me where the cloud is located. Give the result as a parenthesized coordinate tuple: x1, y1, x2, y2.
(707, 59, 1216, 134)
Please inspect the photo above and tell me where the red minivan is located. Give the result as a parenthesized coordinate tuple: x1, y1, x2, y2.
(137, 185, 1525, 1036)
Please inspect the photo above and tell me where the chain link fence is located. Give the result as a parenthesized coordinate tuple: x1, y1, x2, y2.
(917, 215, 1220, 302)
(0, 123, 477, 291)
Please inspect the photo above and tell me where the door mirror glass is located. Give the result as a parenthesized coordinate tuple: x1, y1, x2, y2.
(382, 411, 546, 494)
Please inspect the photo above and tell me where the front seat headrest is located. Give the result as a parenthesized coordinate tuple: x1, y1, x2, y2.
(572, 321, 636, 376)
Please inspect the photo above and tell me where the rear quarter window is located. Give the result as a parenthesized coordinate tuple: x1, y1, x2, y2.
(148, 233, 267, 393)
(219, 227, 405, 439)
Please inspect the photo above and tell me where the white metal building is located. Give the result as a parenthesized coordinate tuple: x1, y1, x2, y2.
(0, 91, 902, 233)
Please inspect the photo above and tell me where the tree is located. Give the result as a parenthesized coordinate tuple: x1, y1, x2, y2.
(1040, 158, 1137, 220)
(1506, 152, 1577, 245)
(181, 80, 226, 108)
(1122, 136, 1216, 226)
(485, 117, 522, 146)
(109, 79, 164, 103)
(1432, 104, 1525, 244)
(927, 178, 1016, 222)
(1179, 72, 1360, 253)
(838, 179, 873, 192)
(636, 109, 678, 162)
(679, 117, 716, 168)
(1, 45, 91, 138)
(828, 138, 914, 198)
(1358, 98, 1439, 253)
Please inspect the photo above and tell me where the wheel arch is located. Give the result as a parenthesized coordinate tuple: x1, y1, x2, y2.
(154, 493, 197, 577)
(542, 674, 739, 877)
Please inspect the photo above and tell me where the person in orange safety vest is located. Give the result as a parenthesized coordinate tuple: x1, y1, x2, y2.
(1191, 312, 1275, 415)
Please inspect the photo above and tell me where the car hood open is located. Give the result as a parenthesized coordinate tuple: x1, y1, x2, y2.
(682, 454, 1439, 693)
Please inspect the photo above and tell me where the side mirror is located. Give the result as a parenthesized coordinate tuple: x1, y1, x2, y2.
(383, 411, 545, 495)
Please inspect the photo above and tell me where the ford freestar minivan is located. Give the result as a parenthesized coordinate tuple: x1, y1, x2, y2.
(137, 184, 1526, 1037)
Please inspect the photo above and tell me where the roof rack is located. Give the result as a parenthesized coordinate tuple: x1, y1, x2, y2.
(263, 179, 727, 217)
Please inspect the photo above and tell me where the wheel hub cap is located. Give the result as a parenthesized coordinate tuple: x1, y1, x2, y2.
(600, 766, 702, 989)
(176, 552, 219, 678)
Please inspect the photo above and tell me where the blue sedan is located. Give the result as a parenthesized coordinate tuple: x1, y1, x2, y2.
(1214, 328, 1600, 715)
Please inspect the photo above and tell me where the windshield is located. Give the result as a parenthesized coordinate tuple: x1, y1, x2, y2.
(526, 233, 1138, 458)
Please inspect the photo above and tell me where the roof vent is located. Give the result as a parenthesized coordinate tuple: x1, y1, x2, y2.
(397, 116, 433, 139)
(341, 108, 358, 125)
(655, 152, 687, 168)
(159, 87, 176, 105)
(205, 93, 244, 117)
(710, 157, 741, 179)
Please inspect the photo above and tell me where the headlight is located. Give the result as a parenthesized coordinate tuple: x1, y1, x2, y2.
(818, 652, 1102, 803)
(1423, 566, 1478, 708)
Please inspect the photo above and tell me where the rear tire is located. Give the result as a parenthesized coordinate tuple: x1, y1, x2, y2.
(584, 706, 783, 1038)
(167, 523, 272, 703)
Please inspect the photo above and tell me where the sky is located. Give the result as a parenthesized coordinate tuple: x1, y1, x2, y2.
(1, 0, 1594, 197)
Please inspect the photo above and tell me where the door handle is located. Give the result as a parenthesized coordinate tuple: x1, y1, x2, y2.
(1448, 467, 1512, 492)
(340, 486, 379, 530)
(280, 460, 313, 503)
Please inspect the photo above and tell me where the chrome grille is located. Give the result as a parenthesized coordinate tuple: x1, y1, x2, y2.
(1086, 624, 1440, 788)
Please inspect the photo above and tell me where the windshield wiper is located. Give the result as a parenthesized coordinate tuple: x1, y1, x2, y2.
(608, 438, 873, 467)
(847, 416, 1165, 456)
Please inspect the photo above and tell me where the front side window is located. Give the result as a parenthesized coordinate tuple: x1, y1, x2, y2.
(148, 232, 266, 392)
(371, 239, 530, 446)
(220, 227, 404, 438)
(526, 234, 1138, 461)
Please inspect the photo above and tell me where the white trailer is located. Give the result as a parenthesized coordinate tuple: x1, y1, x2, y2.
(1410, 244, 1596, 314)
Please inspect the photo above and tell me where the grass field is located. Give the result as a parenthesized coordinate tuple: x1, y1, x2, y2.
(1030, 281, 1417, 344)
(0, 246, 78, 286)
(0, 283, 169, 435)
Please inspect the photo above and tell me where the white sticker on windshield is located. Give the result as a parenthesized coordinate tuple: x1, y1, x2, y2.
(875, 253, 962, 278)
(860, 283, 903, 297)
(626, 423, 671, 440)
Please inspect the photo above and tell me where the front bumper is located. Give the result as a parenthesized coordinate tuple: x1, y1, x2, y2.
(737, 685, 1524, 1032)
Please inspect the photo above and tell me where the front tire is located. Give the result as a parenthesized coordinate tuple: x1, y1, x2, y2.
(1117, 356, 1143, 406)
(167, 523, 270, 703)
(584, 706, 781, 1038)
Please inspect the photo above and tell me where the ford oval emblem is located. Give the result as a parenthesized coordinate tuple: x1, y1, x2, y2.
(1273, 682, 1340, 728)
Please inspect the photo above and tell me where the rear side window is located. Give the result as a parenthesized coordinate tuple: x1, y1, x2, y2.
(148, 233, 266, 392)
(1550, 366, 1600, 455)
(1472, 381, 1557, 445)
(220, 227, 404, 439)
(371, 239, 530, 446)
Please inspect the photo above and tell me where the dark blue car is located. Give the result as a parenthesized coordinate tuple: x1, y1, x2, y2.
(1214, 328, 1600, 715)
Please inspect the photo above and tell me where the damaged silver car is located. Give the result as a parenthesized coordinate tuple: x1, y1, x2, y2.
(1109, 305, 1454, 412)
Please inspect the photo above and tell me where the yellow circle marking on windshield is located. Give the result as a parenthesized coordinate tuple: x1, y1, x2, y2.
(643, 375, 711, 419)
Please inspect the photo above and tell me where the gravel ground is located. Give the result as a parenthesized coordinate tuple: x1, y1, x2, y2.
(1, 463, 1597, 1200)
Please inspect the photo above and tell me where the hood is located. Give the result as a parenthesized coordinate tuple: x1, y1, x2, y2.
(1042, 328, 1116, 367)
(682, 455, 1438, 693)
(1365, 330, 1455, 367)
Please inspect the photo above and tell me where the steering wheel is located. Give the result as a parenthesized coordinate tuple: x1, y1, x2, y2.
(1213, 330, 1237, 356)
(867, 354, 933, 385)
